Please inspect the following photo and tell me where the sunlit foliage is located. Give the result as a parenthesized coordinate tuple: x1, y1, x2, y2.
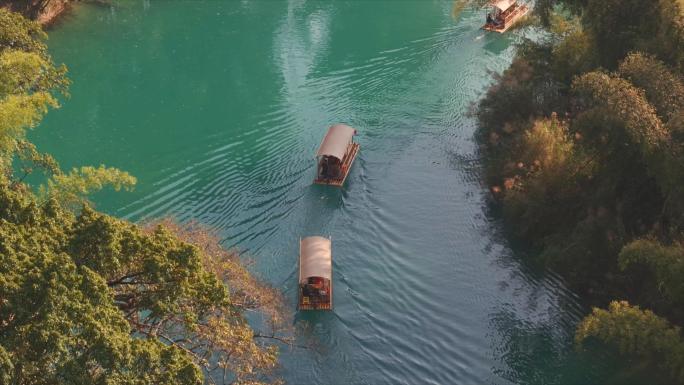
(499, 116, 586, 240)
(618, 52, 684, 122)
(0, 184, 204, 384)
(40, 165, 137, 209)
(576, 301, 684, 383)
(478, 0, 684, 380)
(0, 9, 66, 178)
(0, 9, 287, 385)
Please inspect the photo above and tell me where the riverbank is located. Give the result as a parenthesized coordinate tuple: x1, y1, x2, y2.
(0, 0, 68, 25)
(477, 0, 684, 382)
(0, 0, 108, 25)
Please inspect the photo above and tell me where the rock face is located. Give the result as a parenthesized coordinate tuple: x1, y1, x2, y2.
(0, 0, 71, 25)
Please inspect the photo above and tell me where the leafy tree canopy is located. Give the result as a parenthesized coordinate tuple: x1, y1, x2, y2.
(477, 1, 684, 381)
(576, 301, 684, 383)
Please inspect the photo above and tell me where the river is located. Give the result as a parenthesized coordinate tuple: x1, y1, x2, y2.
(36, 1, 608, 384)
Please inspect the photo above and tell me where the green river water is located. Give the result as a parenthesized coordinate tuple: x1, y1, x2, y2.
(34, 1, 613, 384)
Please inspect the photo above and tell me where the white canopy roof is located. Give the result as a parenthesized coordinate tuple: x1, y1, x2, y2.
(316, 124, 356, 161)
(300, 236, 332, 283)
(492, 0, 516, 11)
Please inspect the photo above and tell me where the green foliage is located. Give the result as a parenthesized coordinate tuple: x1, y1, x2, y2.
(14, 139, 59, 179)
(0, 9, 68, 94)
(576, 301, 684, 383)
(582, 0, 684, 71)
(572, 72, 668, 150)
(0, 344, 12, 385)
(619, 240, 684, 310)
(618, 53, 684, 122)
(550, 26, 596, 84)
(478, 0, 684, 379)
(40, 165, 137, 209)
(0, 8, 65, 176)
(0, 92, 56, 165)
(500, 116, 585, 239)
(572, 71, 684, 222)
(0, 8, 47, 54)
(0, 184, 203, 384)
(0, 176, 284, 384)
(0, 49, 48, 95)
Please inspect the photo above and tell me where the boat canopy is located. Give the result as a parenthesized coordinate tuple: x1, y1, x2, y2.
(300, 236, 332, 283)
(316, 124, 356, 161)
(492, 0, 516, 12)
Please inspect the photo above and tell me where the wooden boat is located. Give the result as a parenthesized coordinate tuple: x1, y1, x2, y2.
(314, 124, 359, 187)
(482, 0, 529, 33)
(298, 236, 333, 311)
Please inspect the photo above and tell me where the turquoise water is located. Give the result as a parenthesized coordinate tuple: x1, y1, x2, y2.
(36, 1, 607, 383)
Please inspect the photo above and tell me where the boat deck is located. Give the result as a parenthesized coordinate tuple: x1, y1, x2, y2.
(298, 302, 332, 311)
(482, 4, 529, 33)
(314, 142, 360, 186)
(298, 287, 333, 311)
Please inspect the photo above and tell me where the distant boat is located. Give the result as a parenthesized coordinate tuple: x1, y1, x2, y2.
(314, 124, 359, 187)
(482, 0, 529, 33)
(298, 236, 333, 311)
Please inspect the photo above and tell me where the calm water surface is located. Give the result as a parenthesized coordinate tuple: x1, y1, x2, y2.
(36, 1, 608, 384)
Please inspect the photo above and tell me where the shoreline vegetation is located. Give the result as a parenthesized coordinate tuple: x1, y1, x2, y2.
(0, 8, 289, 385)
(477, 0, 684, 382)
(0, 0, 108, 26)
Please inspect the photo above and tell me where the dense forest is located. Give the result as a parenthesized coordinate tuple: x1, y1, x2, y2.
(0, 9, 286, 385)
(477, 0, 684, 382)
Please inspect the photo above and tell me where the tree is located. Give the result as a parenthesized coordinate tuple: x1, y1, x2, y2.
(0, 184, 203, 385)
(618, 52, 684, 123)
(581, 0, 684, 71)
(0, 9, 66, 176)
(576, 301, 684, 383)
(477, 0, 684, 380)
(619, 239, 684, 312)
(500, 116, 586, 241)
(0, 176, 287, 385)
(550, 26, 597, 85)
(572, 71, 684, 208)
(0, 8, 49, 54)
(69, 209, 286, 384)
(39, 165, 137, 209)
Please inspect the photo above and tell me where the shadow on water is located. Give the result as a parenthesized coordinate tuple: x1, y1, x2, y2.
(489, 306, 604, 385)
(481, 202, 641, 384)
